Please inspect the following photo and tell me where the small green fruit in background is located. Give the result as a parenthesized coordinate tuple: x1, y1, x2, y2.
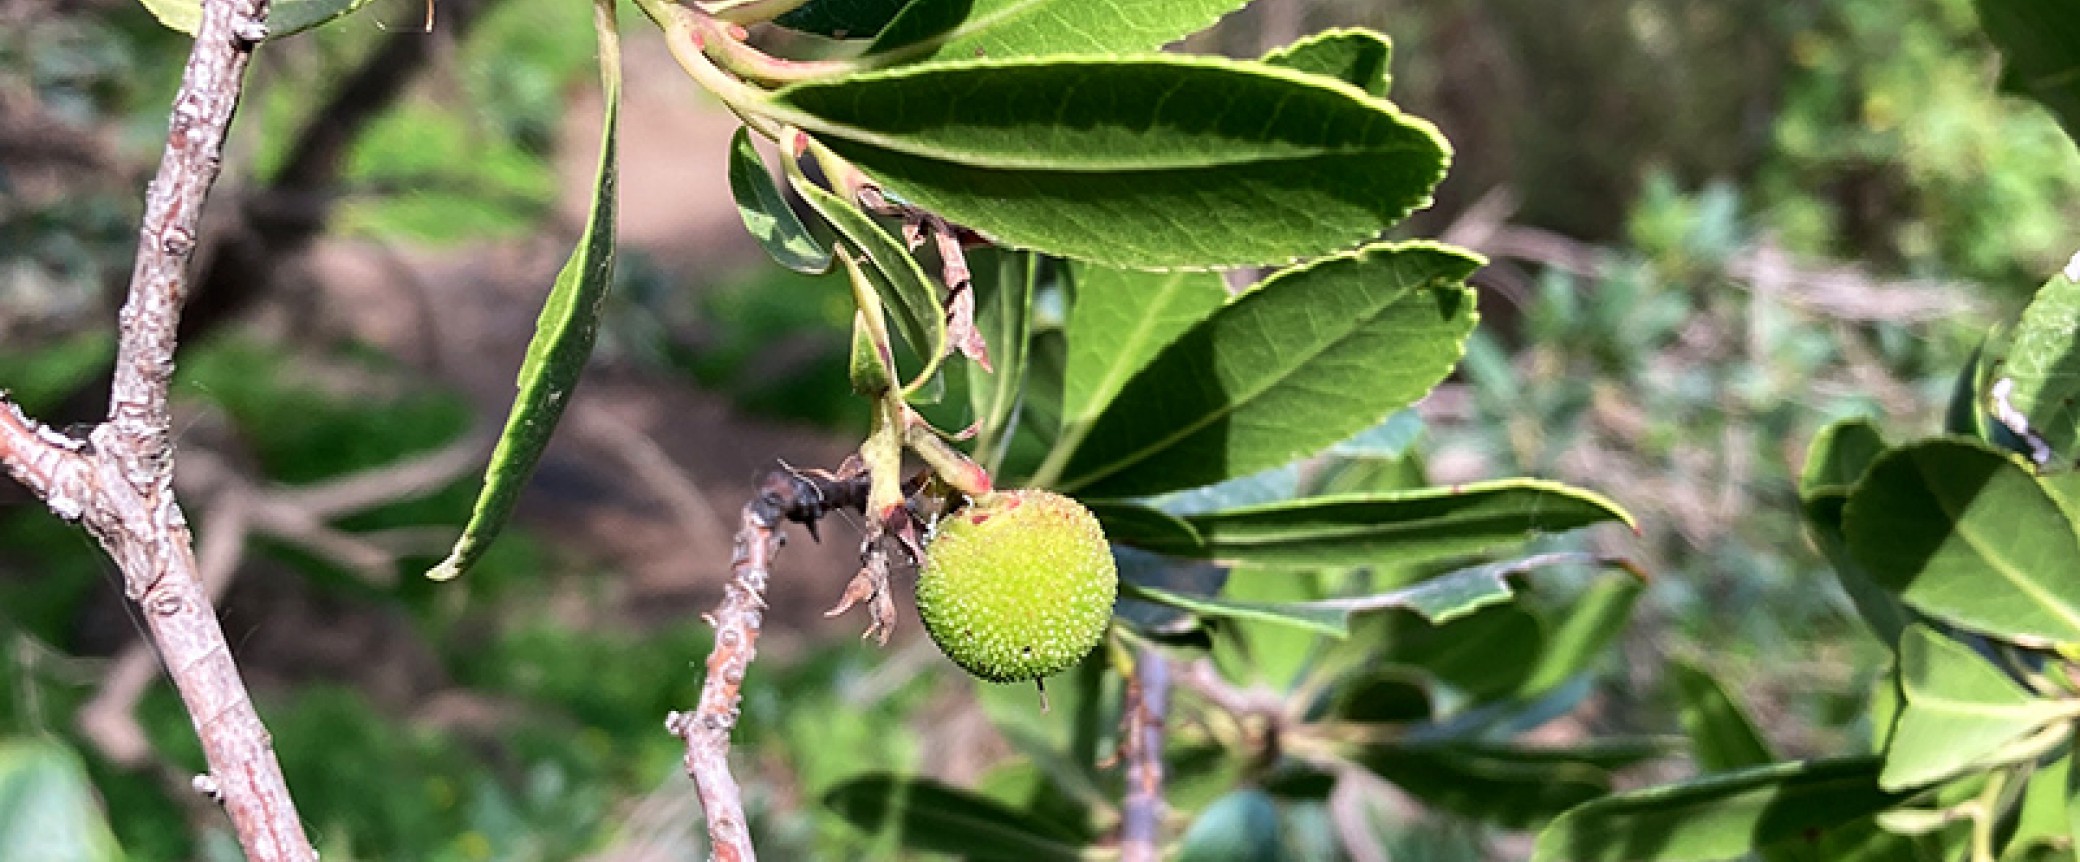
(916, 490, 1118, 683)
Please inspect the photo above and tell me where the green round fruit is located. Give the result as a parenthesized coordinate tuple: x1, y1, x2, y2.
(916, 490, 1118, 683)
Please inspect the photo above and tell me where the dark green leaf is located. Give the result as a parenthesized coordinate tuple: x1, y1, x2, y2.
(998, 329, 1066, 483)
(1323, 667, 1433, 723)
(777, 0, 911, 38)
(0, 740, 123, 862)
(824, 774, 1088, 861)
(1669, 660, 1775, 772)
(1805, 491, 1914, 648)
(1088, 502, 1203, 553)
(1352, 743, 1610, 829)
(1881, 624, 2072, 790)
(1178, 789, 1283, 862)
(1975, 0, 2080, 141)
(1350, 602, 1546, 700)
(790, 173, 946, 371)
(1843, 437, 2080, 645)
(771, 60, 1450, 269)
(1262, 28, 1393, 97)
(868, 0, 1251, 63)
(1517, 573, 1643, 697)
(1049, 244, 1478, 496)
(728, 128, 830, 274)
(1119, 480, 1635, 568)
(136, 0, 378, 38)
(1800, 418, 1887, 498)
(1531, 757, 1915, 862)
(1122, 581, 1350, 637)
(965, 249, 1036, 470)
(427, 0, 620, 581)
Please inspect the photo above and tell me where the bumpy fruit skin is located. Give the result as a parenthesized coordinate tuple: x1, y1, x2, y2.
(916, 490, 1118, 683)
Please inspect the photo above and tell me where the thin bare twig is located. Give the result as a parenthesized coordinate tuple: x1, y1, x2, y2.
(0, 0, 317, 855)
(1120, 647, 1171, 862)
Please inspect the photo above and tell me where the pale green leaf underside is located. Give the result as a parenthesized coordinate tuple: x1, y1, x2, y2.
(1843, 437, 2080, 645)
(728, 127, 830, 274)
(868, 0, 1251, 63)
(1054, 242, 1478, 498)
(1262, 28, 1393, 97)
(769, 56, 1450, 269)
(428, 0, 620, 581)
(1997, 268, 2080, 458)
(135, 0, 380, 38)
(1880, 624, 2070, 789)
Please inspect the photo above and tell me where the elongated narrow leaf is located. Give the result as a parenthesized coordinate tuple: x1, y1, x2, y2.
(1881, 624, 2073, 789)
(1670, 660, 1775, 773)
(1178, 789, 1284, 862)
(1351, 743, 1611, 829)
(1049, 243, 1477, 496)
(1113, 480, 1634, 568)
(1532, 757, 1915, 862)
(1843, 438, 2080, 644)
(965, 248, 1036, 469)
(825, 774, 1087, 861)
(1262, 28, 1393, 97)
(0, 741, 123, 862)
(1517, 573, 1642, 697)
(869, 0, 1249, 62)
(729, 128, 830, 274)
(427, 0, 619, 581)
(1975, 0, 2080, 141)
(1993, 267, 2080, 458)
(790, 173, 946, 368)
(778, 0, 910, 37)
(770, 59, 1451, 269)
(1059, 264, 1228, 440)
(1122, 581, 1350, 637)
(1800, 418, 1887, 499)
(1087, 502, 1202, 553)
(136, 0, 379, 38)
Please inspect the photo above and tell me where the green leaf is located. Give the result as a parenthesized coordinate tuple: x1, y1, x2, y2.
(1087, 502, 1203, 553)
(777, 0, 911, 37)
(1843, 437, 2080, 645)
(1114, 480, 1634, 568)
(1048, 243, 1477, 496)
(1669, 660, 1775, 772)
(1053, 264, 1228, 472)
(868, 0, 1251, 63)
(1178, 789, 1283, 862)
(1262, 28, 1393, 97)
(427, 0, 620, 582)
(770, 59, 1451, 269)
(1208, 567, 1332, 689)
(2003, 753, 2074, 861)
(1800, 418, 1887, 499)
(825, 774, 1088, 861)
(1122, 581, 1350, 637)
(0, 740, 124, 862)
(1351, 743, 1610, 829)
(1532, 757, 1916, 862)
(135, 0, 379, 38)
(1322, 667, 1433, 723)
(1880, 624, 2073, 790)
(1348, 602, 1547, 700)
(729, 128, 830, 274)
(1516, 572, 1643, 697)
(789, 172, 947, 371)
(1975, 0, 2080, 142)
(1799, 419, 1911, 646)
(1994, 266, 2080, 459)
(965, 249, 1037, 470)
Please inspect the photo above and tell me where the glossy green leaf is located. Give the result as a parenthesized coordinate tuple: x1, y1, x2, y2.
(1352, 743, 1610, 829)
(729, 128, 830, 274)
(1532, 757, 1914, 862)
(1800, 417, 1887, 498)
(869, 0, 1250, 63)
(1352, 602, 1546, 699)
(777, 0, 911, 37)
(0, 740, 123, 862)
(1976, 0, 2080, 141)
(1047, 244, 1477, 496)
(790, 173, 946, 370)
(1994, 266, 2080, 459)
(770, 59, 1451, 269)
(824, 774, 1088, 861)
(1517, 573, 1643, 697)
(1881, 624, 2073, 789)
(1050, 264, 1228, 476)
(136, 0, 378, 38)
(965, 249, 1037, 470)
(1087, 502, 1203, 554)
(1843, 437, 2080, 645)
(427, 0, 620, 582)
(1111, 480, 1634, 568)
(1262, 28, 1392, 97)
(844, 249, 899, 395)
(1179, 789, 1283, 862)
(1670, 660, 1774, 772)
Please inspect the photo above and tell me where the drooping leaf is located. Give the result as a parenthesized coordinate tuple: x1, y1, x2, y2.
(1531, 757, 1915, 862)
(1110, 480, 1634, 568)
(1351, 743, 1611, 829)
(1053, 264, 1228, 469)
(824, 774, 1088, 861)
(1178, 789, 1283, 862)
(769, 59, 1451, 269)
(790, 172, 947, 371)
(1993, 266, 2080, 459)
(729, 128, 830, 274)
(135, 0, 379, 38)
(427, 0, 620, 581)
(1516, 573, 1643, 698)
(1669, 660, 1775, 773)
(1880, 624, 2073, 790)
(1974, 0, 2080, 142)
(1800, 418, 1887, 499)
(0, 740, 124, 862)
(1047, 243, 1477, 496)
(1843, 437, 2080, 645)
(868, 0, 1251, 63)
(1262, 28, 1393, 97)
(777, 0, 912, 38)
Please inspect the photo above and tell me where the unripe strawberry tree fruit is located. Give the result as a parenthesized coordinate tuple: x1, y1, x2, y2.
(915, 490, 1118, 683)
